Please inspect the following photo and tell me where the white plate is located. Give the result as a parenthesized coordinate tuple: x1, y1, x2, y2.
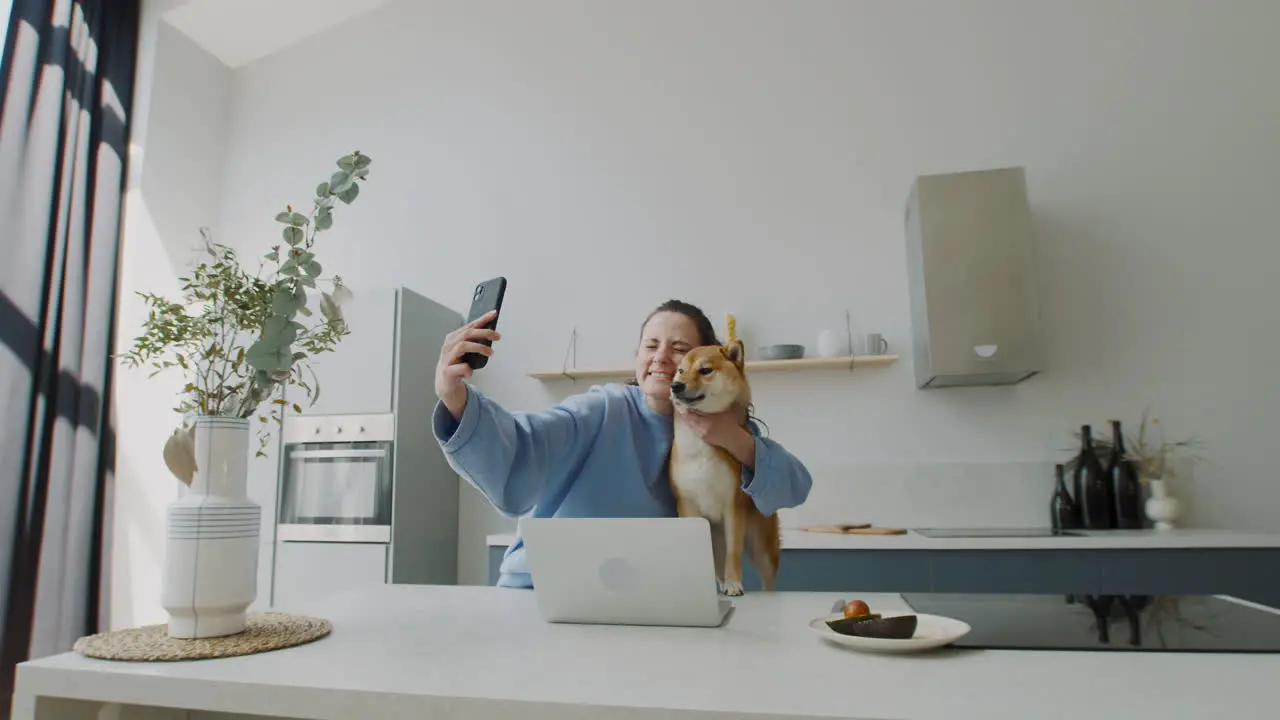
(808, 612, 971, 653)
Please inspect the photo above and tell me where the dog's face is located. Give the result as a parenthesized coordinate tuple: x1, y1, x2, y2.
(669, 340, 748, 414)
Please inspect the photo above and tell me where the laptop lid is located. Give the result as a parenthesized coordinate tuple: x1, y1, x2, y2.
(519, 517, 733, 627)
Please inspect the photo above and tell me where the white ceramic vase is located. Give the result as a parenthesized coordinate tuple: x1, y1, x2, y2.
(1144, 478, 1180, 532)
(161, 416, 261, 639)
(817, 329, 844, 358)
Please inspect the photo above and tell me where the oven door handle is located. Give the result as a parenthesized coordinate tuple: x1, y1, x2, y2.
(288, 449, 388, 459)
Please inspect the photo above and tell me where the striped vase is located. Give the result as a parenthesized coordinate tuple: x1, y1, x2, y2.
(161, 416, 261, 639)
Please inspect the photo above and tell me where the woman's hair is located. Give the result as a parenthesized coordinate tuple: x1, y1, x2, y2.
(641, 299, 722, 348)
(628, 299, 768, 434)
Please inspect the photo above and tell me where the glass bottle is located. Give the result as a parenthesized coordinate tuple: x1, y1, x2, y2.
(1110, 420, 1142, 528)
(1050, 463, 1080, 531)
(1080, 425, 1114, 529)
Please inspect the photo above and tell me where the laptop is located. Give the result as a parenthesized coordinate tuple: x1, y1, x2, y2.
(518, 516, 735, 628)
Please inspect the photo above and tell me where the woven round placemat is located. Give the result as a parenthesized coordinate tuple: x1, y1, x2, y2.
(73, 612, 332, 662)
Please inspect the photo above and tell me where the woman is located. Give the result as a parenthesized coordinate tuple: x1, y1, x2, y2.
(431, 299, 814, 588)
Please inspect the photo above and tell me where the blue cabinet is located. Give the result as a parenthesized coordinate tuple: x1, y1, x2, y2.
(487, 543, 1280, 605)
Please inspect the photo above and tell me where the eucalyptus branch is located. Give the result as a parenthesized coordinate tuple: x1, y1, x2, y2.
(121, 151, 372, 461)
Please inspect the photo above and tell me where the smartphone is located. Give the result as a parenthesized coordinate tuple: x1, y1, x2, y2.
(462, 276, 507, 370)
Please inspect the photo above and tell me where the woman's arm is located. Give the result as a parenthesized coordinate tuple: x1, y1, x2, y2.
(738, 423, 814, 516)
(673, 407, 814, 516)
(432, 384, 610, 516)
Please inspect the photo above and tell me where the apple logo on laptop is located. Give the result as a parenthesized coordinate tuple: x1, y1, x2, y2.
(598, 557, 639, 592)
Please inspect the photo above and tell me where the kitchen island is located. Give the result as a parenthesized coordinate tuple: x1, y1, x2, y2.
(13, 584, 1279, 720)
(488, 528, 1280, 605)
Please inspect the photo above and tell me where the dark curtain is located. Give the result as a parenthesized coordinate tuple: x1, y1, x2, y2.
(0, 0, 141, 706)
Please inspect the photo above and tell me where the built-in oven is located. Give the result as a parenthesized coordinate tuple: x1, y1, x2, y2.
(277, 412, 395, 543)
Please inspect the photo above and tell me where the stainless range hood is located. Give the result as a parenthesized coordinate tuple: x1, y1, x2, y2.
(903, 166, 1043, 388)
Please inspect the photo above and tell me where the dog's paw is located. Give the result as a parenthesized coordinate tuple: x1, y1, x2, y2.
(719, 579, 744, 596)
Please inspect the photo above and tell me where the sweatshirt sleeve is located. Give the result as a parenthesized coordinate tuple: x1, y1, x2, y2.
(739, 423, 814, 516)
(432, 384, 610, 517)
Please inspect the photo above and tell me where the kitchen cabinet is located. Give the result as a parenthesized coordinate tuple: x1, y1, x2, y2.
(487, 536, 1280, 604)
(245, 419, 282, 612)
(764, 547, 1280, 602)
(241, 284, 397, 612)
(302, 287, 398, 416)
(271, 541, 389, 611)
(261, 286, 465, 611)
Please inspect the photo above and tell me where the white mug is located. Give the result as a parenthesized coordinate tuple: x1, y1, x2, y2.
(865, 332, 888, 355)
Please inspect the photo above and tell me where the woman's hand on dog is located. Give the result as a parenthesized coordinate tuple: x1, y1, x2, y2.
(674, 406, 757, 468)
(435, 310, 501, 420)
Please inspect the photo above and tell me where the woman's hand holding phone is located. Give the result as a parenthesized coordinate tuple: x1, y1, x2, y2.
(435, 310, 501, 420)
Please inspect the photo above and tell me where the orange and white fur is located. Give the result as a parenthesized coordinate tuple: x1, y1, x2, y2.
(667, 340, 781, 596)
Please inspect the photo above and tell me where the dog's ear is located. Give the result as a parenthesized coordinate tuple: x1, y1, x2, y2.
(723, 339, 745, 367)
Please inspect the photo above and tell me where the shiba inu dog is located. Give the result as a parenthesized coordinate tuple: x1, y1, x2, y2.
(667, 340, 780, 596)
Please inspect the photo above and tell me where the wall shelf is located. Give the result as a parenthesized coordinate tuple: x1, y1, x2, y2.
(527, 354, 899, 382)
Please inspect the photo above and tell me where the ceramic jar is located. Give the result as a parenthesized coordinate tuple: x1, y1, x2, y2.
(160, 416, 260, 638)
(1144, 478, 1181, 532)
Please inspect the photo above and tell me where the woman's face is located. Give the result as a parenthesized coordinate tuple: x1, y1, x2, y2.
(634, 311, 700, 399)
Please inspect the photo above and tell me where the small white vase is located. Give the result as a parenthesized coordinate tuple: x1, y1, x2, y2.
(817, 329, 843, 358)
(1144, 478, 1180, 532)
(161, 416, 261, 638)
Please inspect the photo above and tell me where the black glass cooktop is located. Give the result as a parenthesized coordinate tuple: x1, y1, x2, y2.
(900, 593, 1280, 653)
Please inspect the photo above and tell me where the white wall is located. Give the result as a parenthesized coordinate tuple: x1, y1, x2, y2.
(110, 0, 231, 629)
(155, 0, 1278, 586)
(1, 1, 12, 53)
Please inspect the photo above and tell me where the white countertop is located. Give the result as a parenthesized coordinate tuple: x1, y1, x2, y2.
(487, 527, 1280, 550)
(14, 584, 1280, 720)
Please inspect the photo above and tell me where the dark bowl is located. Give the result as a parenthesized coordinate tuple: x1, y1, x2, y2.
(757, 344, 805, 360)
(826, 614, 919, 640)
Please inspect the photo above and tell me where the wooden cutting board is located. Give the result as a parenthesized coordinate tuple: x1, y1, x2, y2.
(799, 524, 908, 536)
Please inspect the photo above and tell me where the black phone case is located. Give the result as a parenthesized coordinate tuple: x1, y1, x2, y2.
(463, 277, 506, 370)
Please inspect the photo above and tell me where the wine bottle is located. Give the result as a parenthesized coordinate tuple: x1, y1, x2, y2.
(1098, 423, 1119, 529)
(1071, 438, 1085, 528)
(1050, 463, 1080, 531)
(1110, 420, 1142, 528)
(1080, 425, 1113, 529)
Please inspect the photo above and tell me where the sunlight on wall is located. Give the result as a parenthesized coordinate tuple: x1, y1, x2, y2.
(1, 2, 11, 55)
(108, 5, 234, 630)
(111, 186, 190, 630)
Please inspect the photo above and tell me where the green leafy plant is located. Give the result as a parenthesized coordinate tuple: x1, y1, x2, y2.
(122, 151, 372, 462)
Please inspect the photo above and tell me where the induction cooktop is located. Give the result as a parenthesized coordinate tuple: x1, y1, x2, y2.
(901, 593, 1280, 652)
(912, 527, 1083, 538)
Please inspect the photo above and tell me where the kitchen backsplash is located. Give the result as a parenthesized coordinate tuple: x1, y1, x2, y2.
(779, 461, 1088, 530)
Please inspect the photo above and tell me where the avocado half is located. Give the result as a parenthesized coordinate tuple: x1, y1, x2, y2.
(826, 613, 918, 640)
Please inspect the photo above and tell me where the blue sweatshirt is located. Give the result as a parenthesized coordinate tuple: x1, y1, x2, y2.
(432, 382, 814, 588)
